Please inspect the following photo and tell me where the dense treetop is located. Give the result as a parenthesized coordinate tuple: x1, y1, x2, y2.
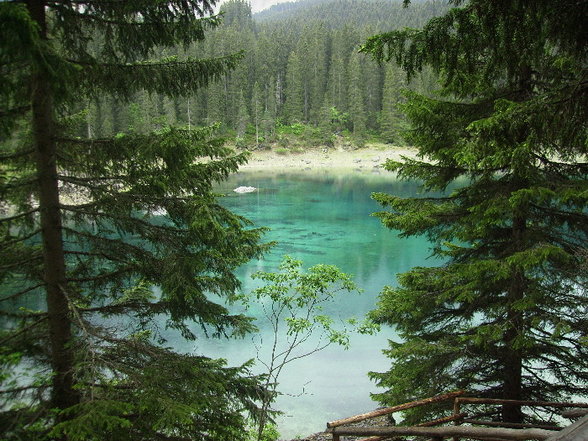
(1, 1, 270, 440)
(363, 0, 588, 424)
(81, 0, 448, 146)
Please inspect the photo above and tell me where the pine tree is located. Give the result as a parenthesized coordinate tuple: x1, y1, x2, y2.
(378, 62, 407, 144)
(236, 89, 250, 139)
(303, 23, 329, 123)
(0, 1, 270, 440)
(251, 82, 263, 146)
(348, 50, 367, 137)
(284, 49, 305, 123)
(362, 0, 588, 424)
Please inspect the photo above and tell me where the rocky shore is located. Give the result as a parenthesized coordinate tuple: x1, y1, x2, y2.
(240, 144, 419, 174)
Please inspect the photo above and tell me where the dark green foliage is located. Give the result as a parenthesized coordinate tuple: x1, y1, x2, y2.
(1, 1, 270, 440)
(363, 0, 588, 424)
(81, 0, 447, 144)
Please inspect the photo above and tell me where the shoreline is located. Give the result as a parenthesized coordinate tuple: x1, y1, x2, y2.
(238, 144, 419, 174)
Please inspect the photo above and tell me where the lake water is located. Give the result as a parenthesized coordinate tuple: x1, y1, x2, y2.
(191, 170, 439, 438)
(1, 169, 439, 438)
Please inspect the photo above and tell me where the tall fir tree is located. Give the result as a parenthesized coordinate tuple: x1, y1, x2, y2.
(303, 23, 329, 124)
(251, 82, 263, 146)
(347, 50, 367, 136)
(284, 49, 305, 123)
(378, 62, 407, 144)
(362, 0, 588, 424)
(0, 1, 270, 440)
(236, 89, 250, 139)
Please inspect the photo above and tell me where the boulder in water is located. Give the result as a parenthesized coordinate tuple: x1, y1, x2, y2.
(233, 186, 257, 194)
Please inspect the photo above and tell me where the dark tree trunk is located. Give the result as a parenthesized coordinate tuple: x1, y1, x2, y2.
(27, 0, 79, 414)
(502, 214, 526, 423)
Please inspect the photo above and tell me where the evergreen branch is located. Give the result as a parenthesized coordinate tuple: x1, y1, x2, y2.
(0, 310, 47, 319)
(0, 383, 49, 395)
(61, 226, 162, 258)
(80, 301, 168, 315)
(0, 317, 48, 345)
(51, 7, 219, 30)
(55, 137, 113, 145)
(0, 282, 45, 303)
(0, 207, 39, 224)
(60, 209, 187, 234)
(0, 255, 43, 271)
(1, 229, 42, 248)
(0, 177, 38, 190)
(77, 54, 244, 98)
(532, 152, 588, 169)
(57, 174, 127, 183)
(63, 249, 129, 265)
(48, 0, 216, 16)
(66, 267, 135, 283)
(0, 106, 30, 121)
(530, 203, 588, 225)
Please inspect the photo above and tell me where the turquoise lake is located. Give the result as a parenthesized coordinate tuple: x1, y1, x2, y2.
(189, 170, 440, 438)
(1, 169, 441, 438)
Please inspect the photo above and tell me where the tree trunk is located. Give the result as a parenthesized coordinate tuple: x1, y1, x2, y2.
(27, 0, 79, 414)
(502, 214, 526, 423)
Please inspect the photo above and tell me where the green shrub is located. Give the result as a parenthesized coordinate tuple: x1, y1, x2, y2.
(246, 423, 280, 441)
(276, 122, 306, 135)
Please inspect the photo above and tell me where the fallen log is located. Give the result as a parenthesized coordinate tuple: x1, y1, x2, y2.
(329, 425, 557, 440)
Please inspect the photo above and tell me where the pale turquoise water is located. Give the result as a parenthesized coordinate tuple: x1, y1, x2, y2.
(198, 171, 440, 438)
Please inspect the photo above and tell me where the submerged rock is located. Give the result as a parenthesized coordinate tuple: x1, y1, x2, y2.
(233, 186, 257, 193)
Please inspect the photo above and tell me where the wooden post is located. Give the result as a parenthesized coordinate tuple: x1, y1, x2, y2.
(453, 397, 462, 441)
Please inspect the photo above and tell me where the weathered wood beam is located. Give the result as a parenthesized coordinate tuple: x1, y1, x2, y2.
(456, 397, 588, 409)
(329, 425, 557, 440)
(417, 413, 468, 427)
(463, 419, 560, 430)
(546, 415, 588, 441)
(327, 390, 465, 428)
(355, 414, 468, 441)
(561, 408, 588, 419)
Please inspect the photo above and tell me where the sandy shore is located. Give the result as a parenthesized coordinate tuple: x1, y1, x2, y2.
(238, 144, 419, 174)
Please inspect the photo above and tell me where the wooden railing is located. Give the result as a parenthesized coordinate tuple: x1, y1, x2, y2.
(325, 391, 588, 441)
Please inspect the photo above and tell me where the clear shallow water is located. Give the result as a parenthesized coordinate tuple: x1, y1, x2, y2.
(194, 171, 440, 438)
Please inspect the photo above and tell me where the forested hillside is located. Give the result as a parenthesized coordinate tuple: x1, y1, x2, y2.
(85, 0, 448, 147)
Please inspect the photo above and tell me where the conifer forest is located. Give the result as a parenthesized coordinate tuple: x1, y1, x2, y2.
(78, 0, 448, 146)
(0, 0, 587, 440)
